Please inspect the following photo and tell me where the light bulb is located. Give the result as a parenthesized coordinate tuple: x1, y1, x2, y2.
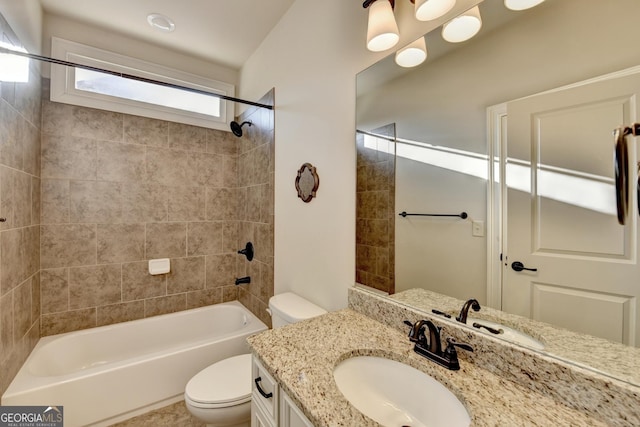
(415, 0, 456, 21)
(442, 6, 482, 43)
(504, 0, 545, 11)
(395, 37, 427, 68)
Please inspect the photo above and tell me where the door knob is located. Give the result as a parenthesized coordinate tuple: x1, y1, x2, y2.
(511, 261, 537, 272)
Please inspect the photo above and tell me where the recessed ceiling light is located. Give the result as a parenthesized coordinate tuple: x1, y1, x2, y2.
(147, 13, 175, 33)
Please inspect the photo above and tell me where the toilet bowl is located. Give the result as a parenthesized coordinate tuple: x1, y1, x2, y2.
(184, 292, 326, 427)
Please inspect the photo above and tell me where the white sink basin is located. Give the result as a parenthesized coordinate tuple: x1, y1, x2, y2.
(468, 318, 545, 350)
(333, 356, 470, 427)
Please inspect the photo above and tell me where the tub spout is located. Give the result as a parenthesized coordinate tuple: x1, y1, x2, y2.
(235, 276, 251, 285)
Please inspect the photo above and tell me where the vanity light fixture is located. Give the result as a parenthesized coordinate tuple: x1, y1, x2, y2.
(504, 0, 545, 11)
(395, 36, 427, 67)
(365, 0, 400, 52)
(442, 5, 482, 43)
(415, 0, 456, 21)
(147, 13, 176, 33)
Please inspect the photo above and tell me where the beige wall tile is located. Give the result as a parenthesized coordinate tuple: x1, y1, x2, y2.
(97, 223, 145, 263)
(124, 115, 168, 147)
(167, 187, 205, 222)
(207, 129, 238, 156)
(31, 274, 40, 324)
(40, 179, 69, 224)
(147, 147, 197, 187)
(223, 156, 238, 188)
(0, 291, 14, 358)
(122, 261, 166, 301)
(167, 257, 205, 294)
(69, 264, 121, 310)
(21, 118, 40, 176)
(42, 101, 122, 142)
(187, 222, 223, 256)
(0, 105, 22, 170)
(206, 188, 238, 221)
(41, 308, 96, 336)
(168, 122, 207, 152)
(205, 254, 236, 288)
(40, 224, 97, 268)
(121, 182, 167, 223)
(22, 226, 39, 278)
(195, 153, 224, 187)
(97, 300, 145, 326)
(1, 229, 22, 295)
(186, 288, 222, 309)
(13, 278, 31, 342)
(222, 285, 237, 302)
(144, 294, 186, 317)
(97, 142, 146, 182)
(0, 167, 15, 231)
(41, 134, 96, 180)
(146, 222, 187, 259)
(13, 170, 31, 227)
(31, 177, 40, 226)
(40, 268, 69, 314)
(69, 180, 122, 223)
(222, 221, 239, 254)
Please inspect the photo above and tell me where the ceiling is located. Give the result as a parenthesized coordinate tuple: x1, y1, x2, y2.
(38, 0, 296, 69)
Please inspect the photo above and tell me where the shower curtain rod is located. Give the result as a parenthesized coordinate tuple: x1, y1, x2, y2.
(0, 46, 274, 110)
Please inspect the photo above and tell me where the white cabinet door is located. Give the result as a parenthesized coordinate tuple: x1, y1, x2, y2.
(504, 70, 640, 345)
(279, 391, 314, 427)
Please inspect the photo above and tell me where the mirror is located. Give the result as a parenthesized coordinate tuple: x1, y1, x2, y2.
(356, 0, 640, 385)
(295, 163, 319, 202)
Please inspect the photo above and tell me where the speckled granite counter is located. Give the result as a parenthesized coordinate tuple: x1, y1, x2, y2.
(248, 309, 606, 427)
(390, 288, 640, 386)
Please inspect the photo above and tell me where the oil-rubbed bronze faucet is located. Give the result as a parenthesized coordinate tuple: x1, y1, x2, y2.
(455, 298, 481, 324)
(404, 320, 473, 371)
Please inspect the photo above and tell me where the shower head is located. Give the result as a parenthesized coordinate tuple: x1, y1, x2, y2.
(230, 120, 252, 137)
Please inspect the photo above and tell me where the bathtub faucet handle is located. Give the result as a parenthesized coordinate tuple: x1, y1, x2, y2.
(238, 242, 254, 261)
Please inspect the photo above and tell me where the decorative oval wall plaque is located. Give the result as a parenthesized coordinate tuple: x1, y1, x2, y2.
(295, 163, 319, 203)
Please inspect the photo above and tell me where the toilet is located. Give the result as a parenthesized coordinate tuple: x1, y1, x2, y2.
(184, 292, 327, 427)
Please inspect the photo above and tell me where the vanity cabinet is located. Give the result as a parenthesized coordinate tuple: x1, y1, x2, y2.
(252, 356, 314, 427)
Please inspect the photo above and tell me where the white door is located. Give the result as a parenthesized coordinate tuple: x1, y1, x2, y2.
(503, 70, 640, 346)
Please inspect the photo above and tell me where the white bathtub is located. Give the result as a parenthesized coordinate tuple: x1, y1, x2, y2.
(2, 301, 267, 427)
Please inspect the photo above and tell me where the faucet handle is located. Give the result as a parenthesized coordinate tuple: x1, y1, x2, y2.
(444, 338, 474, 355)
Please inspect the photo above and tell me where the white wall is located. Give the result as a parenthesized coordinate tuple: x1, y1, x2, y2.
(239, 0, 480, 310)
(41, 14, 238, 85)
(0, 0, 42, 54)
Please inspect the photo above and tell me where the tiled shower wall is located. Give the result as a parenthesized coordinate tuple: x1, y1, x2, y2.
(0, 16, 42, 395)
(355, 124, 395, 294)
(235, 91, 275, 328)
(39, 89, 275, 334)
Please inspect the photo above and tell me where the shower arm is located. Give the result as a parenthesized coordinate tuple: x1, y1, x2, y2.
(0, 46, 274, 111)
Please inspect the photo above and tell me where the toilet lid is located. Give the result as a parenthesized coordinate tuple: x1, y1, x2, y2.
(185, 354, 252, 406)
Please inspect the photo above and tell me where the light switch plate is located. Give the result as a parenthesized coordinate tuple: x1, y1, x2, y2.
(472, 221, 484, 237)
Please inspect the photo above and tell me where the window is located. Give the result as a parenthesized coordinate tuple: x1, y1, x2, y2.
(50, 37, 234, 130)
(0, 41, 29, 83)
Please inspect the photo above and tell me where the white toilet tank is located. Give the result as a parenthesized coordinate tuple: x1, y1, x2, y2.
(268, 292, 327, 328)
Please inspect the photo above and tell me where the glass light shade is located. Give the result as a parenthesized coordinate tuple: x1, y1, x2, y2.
(366, 0, 400, 52)
(442, 6, 482, 43)
(395, 37, 427, 68)
(504, 0, 545, 11)
(415, 0, 456, 21)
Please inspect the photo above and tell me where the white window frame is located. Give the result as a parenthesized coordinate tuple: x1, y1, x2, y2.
(50, 37, 235, 131)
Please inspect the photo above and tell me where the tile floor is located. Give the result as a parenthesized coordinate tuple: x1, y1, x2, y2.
(109, 401, 205, 427)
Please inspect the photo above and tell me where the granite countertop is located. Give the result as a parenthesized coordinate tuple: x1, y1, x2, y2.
(247, 309, 605, 427)
(390, 288, 640, 386)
